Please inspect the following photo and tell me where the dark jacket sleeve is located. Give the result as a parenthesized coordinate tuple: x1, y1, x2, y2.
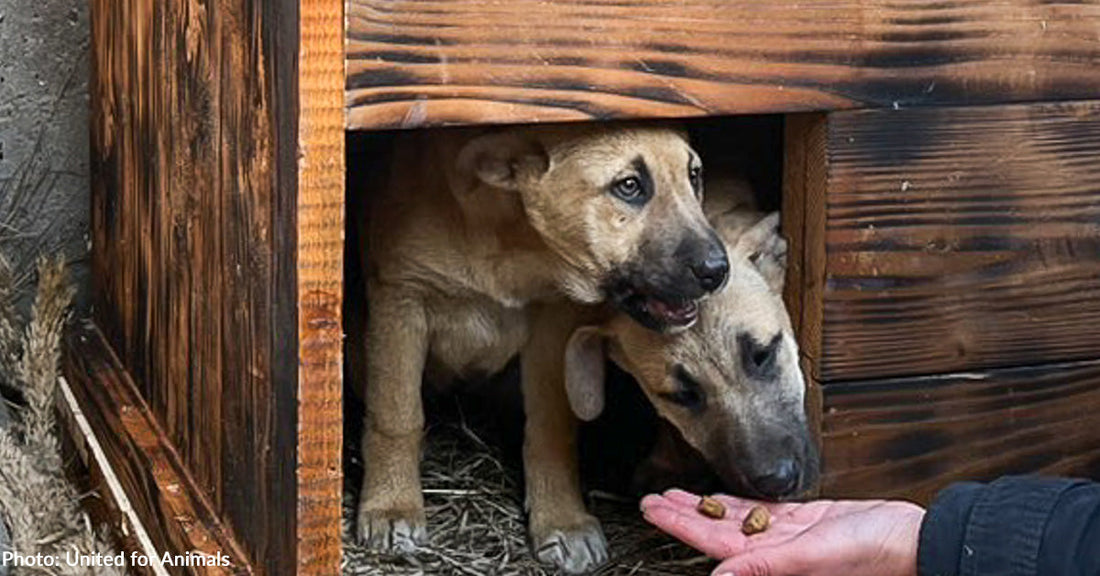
(917, 475, 1100, 576)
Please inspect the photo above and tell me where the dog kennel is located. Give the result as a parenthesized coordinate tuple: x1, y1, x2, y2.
(63, 0, 1100, 574)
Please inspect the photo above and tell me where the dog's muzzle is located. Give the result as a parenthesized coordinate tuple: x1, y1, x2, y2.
(605, 233, 729, 332)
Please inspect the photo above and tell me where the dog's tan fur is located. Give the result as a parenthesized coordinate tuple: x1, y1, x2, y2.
(354, 124, 720, 573)
(565, 182, 820, 501)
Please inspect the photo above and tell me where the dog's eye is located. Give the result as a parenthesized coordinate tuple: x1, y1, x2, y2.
(689, 166, 703, 197)
(660, 365, 706, 411)
(611, 176, 646, 204)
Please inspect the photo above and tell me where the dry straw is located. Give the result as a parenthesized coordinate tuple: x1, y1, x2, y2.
(342, 404, 712, 576)
(0, 254, 123, 576)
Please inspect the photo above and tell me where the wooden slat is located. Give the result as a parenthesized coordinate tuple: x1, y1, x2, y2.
(820, 101, 1100, 382)
(61, 323, 251, 575)
(782, 113, 829, 484)
(295, 0, 346, 572)
(821, 359, 1100, 504)
(87, 0, 345, 572)
(345, 0, 1100, 129)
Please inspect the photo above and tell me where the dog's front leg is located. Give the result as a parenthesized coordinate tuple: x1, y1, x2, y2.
(357, 283, 429, 552)
(522, 303, 608, 574)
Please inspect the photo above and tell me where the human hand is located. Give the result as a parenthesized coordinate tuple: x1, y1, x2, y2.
(641, 489, 924, 576)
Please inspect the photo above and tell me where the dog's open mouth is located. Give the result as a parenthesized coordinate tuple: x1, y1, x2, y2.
(616, 289, 699, 331)
(641, 296, 698, 327)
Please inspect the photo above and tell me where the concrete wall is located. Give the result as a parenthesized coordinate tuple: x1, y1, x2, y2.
(0, 0, 90, 312)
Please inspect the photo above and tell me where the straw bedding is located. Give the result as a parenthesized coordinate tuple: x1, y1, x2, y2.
(342, 391, 715, 576)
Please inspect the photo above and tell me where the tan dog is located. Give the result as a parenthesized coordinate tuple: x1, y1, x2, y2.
(353, 124, 727, 573)
(565, 204, 820, 502)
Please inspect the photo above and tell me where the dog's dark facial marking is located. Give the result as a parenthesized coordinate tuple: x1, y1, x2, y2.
(608, 156, 654, 207)
(739, 333, 781, 380)
(658, 365, 706, 412)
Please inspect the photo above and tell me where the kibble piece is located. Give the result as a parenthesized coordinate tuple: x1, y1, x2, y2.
(741, 505, 771, 535)
(696, 495, 725, 519)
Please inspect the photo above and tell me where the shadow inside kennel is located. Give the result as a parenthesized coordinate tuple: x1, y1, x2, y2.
(340, 115, 785, 575)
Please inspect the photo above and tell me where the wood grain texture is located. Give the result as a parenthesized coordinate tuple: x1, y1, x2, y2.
(782, 113, 829, 482)
(820, 101, 1100, 382)
(821, 359, 1100, 504)
(56, 418, 155, 576)
(346, 0, 1100, 129)
(61, 323, 251, 575)
(87, 0, 344, 572)
(89, 0, 278, 569)
(295, 0, 345, 572)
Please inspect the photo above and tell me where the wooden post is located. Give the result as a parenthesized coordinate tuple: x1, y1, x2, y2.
(783, 113, 829, 488)
(76, 0, 344, 573)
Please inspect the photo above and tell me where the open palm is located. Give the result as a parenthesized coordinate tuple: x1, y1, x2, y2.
(641, 489, 924, 576)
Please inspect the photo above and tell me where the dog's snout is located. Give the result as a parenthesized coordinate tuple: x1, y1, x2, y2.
(751, 459, 801, 499)
(689, 246, 729, 293)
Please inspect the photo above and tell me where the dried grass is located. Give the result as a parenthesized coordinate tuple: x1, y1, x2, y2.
(0, 255, 123, 576)
(342, 402, 714, 576)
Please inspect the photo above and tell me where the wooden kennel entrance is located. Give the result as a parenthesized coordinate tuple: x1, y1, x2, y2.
(65, 0, 1100, 574)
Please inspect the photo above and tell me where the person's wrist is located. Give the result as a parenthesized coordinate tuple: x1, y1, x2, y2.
(886, 502, 925, 576)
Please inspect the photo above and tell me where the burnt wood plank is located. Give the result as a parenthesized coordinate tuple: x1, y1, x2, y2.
(346, 0, 1100, 129)
(821, 359, 1100, 504)
(87, 0, 344, 573)
(821, 101, 1100, 382)
(61, 323, 251, 575)
(90, 0, 278, 569)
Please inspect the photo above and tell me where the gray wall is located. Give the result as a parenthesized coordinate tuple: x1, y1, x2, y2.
(0, 0, 90, 312)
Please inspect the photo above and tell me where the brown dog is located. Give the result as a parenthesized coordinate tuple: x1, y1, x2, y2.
(353, 124, 727, 573)
(565, 195, 820, 503)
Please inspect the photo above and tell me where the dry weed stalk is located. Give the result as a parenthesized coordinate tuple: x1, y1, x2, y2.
(14, 256, 73, 469)
(0, 255, 123, 576)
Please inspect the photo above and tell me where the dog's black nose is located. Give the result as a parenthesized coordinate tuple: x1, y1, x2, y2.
(690, 250, 729, 293)
(751, 459, 800, 498)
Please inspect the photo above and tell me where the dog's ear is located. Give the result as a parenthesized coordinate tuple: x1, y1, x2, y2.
(457, 131, 550, 191)
(564, 326, 607, 422)
(735, 212, 787, 293)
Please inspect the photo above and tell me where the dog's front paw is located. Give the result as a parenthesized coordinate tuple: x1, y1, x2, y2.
(357, 505, 427, 553)
(531, 516, 609, 575)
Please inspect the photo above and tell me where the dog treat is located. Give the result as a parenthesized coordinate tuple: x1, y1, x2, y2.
(741, 505, 771, 535)
(696, 495, 726, 519)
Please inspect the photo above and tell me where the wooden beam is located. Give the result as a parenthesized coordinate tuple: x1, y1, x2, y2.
(61, 322, 252, 575)
(346, 0, 1100, 129)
